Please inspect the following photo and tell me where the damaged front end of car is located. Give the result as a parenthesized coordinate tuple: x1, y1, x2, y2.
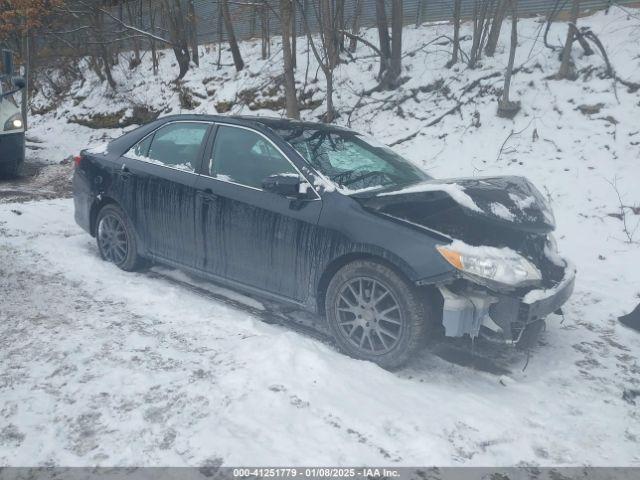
(356, 175, 576, 346)
(433, 238, 576, 346)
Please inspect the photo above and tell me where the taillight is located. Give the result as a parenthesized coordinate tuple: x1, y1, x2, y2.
(73, 155, 82, 167)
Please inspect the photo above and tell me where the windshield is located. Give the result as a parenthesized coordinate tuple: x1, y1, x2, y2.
(275, 127, 430, 192)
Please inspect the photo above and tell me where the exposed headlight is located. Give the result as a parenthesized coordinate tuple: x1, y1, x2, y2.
(437, 241, 542, 287)
(4, 113, 23, 131)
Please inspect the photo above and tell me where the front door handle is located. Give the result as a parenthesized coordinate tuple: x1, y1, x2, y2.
(199, 188, 218, 203)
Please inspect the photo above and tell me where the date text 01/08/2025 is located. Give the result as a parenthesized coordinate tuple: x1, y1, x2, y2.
(232, 468, 400, 478)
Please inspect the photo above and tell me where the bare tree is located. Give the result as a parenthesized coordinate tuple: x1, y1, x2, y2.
(281, 0, 300, 119)
(375, 0, 391, 79)
(291, 0, 297, 69)
(125, 0, 141, 69)
(485, 0, 507, 57)
(221, 0, 244, 71)
(299, 0, 336, 122)
(375, 0, 403, 89)
(93, 7, 117, 88)
(389, 0, 403, 84)
(557, 0, 580, 79)
(187, 0, 199, 66)
(149, 0, 159, 74)
(335, 0, 346, 51)
(468, 0, 493, 68)
(348, 0, 362, 52)
(162, 0, 191, 79)
(447, 0, 462, 67)
(260, 1, 270, 60)
(321, 0, 338, 70)
(498, 0, 520, 118)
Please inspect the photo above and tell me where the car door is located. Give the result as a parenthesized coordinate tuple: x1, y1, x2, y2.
(120, 121, 212, 268)
(193, 124, 323, 302)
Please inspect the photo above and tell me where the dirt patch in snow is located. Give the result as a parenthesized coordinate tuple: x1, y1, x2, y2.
(0, 160, 73, 204)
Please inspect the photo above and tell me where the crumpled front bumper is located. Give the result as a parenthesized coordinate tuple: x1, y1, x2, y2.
(437, 259, 576, 343)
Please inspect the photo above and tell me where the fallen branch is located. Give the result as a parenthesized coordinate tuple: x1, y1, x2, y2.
(496, 118, 535, 161)
(338, 30, 382, 57)
(389, 101, 464, 146)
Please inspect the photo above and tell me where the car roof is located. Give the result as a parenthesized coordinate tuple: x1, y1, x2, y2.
(156, 114, 355, 134)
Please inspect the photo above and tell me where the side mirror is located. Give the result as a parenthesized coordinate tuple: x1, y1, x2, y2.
(262, 173, 309, 198)
(11, 76, 26, 90)
(2, 49, 13, 76)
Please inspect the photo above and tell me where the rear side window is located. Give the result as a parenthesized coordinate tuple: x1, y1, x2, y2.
(209, 125, 297, 188)
(126, 122, 209, 172)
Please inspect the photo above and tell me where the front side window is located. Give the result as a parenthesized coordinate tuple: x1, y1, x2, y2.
(210, 125, 297, 189)
(275, 128, 430, 192)
(126, 122, 209, 172)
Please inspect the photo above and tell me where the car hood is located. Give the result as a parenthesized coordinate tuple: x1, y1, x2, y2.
(353, 176, 556, 238)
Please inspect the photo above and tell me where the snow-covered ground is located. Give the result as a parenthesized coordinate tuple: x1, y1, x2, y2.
(1, 199, 639, 466)
(1, 5, 639, 467)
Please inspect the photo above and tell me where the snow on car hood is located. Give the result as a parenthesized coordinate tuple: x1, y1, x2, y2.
(354, 176, 556, 235)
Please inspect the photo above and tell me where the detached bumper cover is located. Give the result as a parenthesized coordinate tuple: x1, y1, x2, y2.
(520, 261, 576, 321)
(438, 259, 576, 341)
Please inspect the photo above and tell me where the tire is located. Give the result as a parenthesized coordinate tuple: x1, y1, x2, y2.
(325, 260, 432, 369)
(95, 204, 145, 271)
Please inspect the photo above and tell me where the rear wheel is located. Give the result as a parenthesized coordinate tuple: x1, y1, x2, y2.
(325, 260, 432, 369)
(96, 204, 144, 271)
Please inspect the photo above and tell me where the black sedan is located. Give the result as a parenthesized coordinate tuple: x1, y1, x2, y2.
(73, 115, 575, 368)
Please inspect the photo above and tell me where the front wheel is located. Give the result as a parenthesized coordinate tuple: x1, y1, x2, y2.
(96, 204, 145, 271)
(325, 260, 432, 369)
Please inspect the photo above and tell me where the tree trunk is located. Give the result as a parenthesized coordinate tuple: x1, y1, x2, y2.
(149, 0, 158, 75)
(291, 0, 297, 69)
(94, 10, 117, 88)
(336, 0, 345, 51)
(325, 68, 334, 123)
(126, 0, 141, 68)
(387, 0, 403, 87)
(162, 0, 191, 79)
(221, 0, 244, 71)
(217, 2, 224, 68)
(299, 0, 335, 122)
(485, 0, 507, 57)
(320, 0, 338, 70)
(188, 0, 199, 66)
(261, 2, 269, 60)
(557, 0, 580, 79)
(375, 0, 391, 79)
(468, 0, 491, 68)
(349, 0, 362, 52)
(498, 0, 520, 118)
(448, 0, 462, 67)
(281, 0, 300, 119)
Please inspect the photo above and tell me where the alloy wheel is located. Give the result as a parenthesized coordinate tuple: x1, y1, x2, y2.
(98, 214, 129, 265)
(334, 276, 404, 355)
